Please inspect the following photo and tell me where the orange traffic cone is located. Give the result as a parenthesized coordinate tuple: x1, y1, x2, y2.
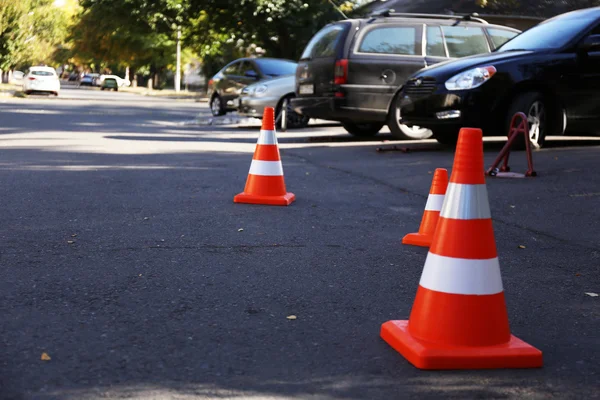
(402, 168, 448, 247)
(234, 107, 295, 206)
(381, 128, 542, 370)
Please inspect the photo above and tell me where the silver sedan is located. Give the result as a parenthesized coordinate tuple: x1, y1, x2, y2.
(238, 75, 310, 130)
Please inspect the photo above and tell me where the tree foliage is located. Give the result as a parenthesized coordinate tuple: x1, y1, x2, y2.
(0, 0, 74, 69)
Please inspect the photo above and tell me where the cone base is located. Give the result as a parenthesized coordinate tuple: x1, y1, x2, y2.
(380, 320, 543, 370)
(234, 192, 295, 206)
(402, 233, 433, 247)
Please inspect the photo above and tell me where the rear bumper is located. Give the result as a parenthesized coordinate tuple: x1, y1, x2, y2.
(291, 96, 387, 122)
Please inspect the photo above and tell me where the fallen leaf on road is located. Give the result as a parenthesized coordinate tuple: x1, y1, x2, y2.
(575, 273, 582, 277)
(238, 228, 244, 232)
(585, 292, 598, 297)
(518, 245, 526, 249)
(67, 241, 75, 245)
(286, 315, 297, 320)
(41, 353, 51, 361)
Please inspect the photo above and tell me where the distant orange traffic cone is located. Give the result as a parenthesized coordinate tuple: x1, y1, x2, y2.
(402, 168, 448, 247)
(381, 128, 542, 370)
(234, 107, 295, 206)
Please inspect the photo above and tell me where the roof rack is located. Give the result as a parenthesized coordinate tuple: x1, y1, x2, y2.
(369, 9, 488, 24)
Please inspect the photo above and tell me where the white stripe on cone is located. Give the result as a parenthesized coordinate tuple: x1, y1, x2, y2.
(257, 129, 278, 145)
(419, 252, 503, 295)
(249, 160, 284, 176)
(441, 183, 491, 220)
(424, 194, 445, 211)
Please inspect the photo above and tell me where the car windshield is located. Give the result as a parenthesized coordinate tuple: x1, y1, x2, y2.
(498, 13, 598, 51)
(255, 59, 297, 76)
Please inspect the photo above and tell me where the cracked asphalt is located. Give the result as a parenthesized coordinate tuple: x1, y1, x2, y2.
(0, 88, 598, 400)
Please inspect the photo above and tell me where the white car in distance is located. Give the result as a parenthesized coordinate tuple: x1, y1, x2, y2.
(98, 74, 130, 87)
(23, 66, 60, 96)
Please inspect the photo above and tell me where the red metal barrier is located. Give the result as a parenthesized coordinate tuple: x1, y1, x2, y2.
(486, 112, 537, 178)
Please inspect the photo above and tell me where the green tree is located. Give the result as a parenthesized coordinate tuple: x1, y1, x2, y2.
(0, 0, 74, 71)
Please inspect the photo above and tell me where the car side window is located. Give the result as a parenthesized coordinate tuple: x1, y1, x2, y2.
(442, 26, 490, 58)
(224, 62, 241, 76)
(487, 28, 519, 49)
(240, 62, 259, 77)
(301, 25, 345, 59)
(358, 26, 417, 55)
(426, 26, 446, 57)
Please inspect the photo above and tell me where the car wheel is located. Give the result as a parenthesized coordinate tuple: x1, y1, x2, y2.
(387, 95, 433, 140)
(341, 121, 384, 137)
(210, 95, 226, 117)
(507, 91, 547, 149)
(24, 91, 32, 95)
(276, 95, 310, 130)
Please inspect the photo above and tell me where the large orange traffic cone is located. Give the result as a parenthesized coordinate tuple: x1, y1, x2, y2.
(402, 168, 448, 247)
(381, 128, 542, 370)
(234, 107, 295, 206)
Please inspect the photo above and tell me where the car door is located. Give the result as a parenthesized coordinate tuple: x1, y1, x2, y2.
(574, 27, 600, 123)
(220, 61, 244, 104)
(347, 23, 425, 113)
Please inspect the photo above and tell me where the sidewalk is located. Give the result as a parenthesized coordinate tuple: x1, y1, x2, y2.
(0, 83, 19, 98)
(60, 80, 208, 101)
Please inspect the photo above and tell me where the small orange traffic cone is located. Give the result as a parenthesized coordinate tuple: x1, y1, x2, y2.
(381, 128, 543, 370)
(234, 107, 295, 206)
(402, 168, 448, 247)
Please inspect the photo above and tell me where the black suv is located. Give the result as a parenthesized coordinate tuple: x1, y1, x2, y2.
(291, 12, 519, 139)
(398, 7, 600, 148)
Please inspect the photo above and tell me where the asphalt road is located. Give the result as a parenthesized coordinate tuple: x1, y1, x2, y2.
(0, 88, 599, 400)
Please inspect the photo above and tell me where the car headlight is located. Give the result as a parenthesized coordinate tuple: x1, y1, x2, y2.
(445, 66, 497, 91)
(254, 84, 268, 95)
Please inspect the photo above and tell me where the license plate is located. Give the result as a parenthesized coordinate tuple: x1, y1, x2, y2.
(299, 84, 314, 95)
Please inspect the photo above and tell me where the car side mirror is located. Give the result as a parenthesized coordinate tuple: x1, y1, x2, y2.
(245, 70, 259, 79)
(580, 34, 600, 52)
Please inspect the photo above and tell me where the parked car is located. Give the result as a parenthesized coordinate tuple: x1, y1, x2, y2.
(22, 66, 60, 96)
(238, 75, 310, 129)
(101, 77, 119, 91)
(79, 73, 100, 86)
(397, 6, 600, 148)
(207, 57, 298, 117)
(291, 12, 520, 139)
(98, 74, 130, 88)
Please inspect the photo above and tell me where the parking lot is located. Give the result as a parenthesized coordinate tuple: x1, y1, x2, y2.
(0, 91, 599, 399)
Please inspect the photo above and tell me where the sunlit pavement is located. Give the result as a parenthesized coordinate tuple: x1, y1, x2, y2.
(0, 90, 599, 399)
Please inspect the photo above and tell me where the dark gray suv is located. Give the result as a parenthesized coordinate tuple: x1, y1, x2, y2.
(291, 12, 520, 139)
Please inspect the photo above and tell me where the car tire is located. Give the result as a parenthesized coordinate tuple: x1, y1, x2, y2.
(342, 121, 384, 137)
(387, 95, 433, 140)
(24, 91, 32, 95)
(506, 91, 548, 149)
(210, 95, 226, 117)
(276, 95, 310, 130)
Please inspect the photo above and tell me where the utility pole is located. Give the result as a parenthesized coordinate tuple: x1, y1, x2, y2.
(175, 25, 182, 92)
